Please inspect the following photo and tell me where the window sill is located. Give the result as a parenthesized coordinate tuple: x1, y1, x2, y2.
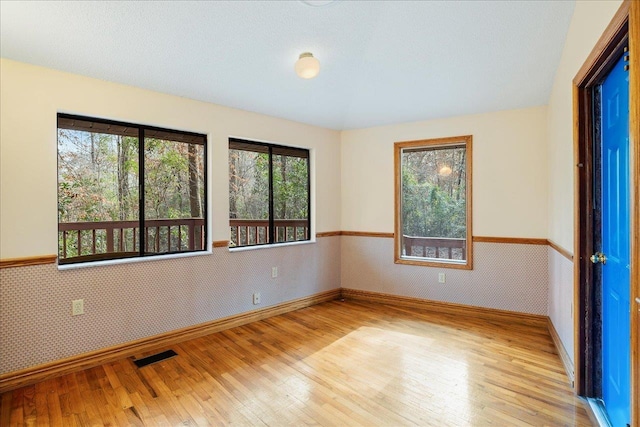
(57, 250, 212, 271)
(229, 239, 315, 253)
(395, 256, 473, 270)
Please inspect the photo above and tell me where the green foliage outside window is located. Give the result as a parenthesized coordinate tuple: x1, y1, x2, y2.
(396, 137, 471, 266)
(401, 147, 466, 239)
(57, 114, 206, 263)
(229, 140, 310, 247)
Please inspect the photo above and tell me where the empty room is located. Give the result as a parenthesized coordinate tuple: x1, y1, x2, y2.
(0, 1, 638, 426)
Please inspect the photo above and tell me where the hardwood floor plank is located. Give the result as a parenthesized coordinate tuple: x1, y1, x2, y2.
(44, 387, 63, 426)
(72, 370, 103, 426)
(102, 364, 122, 390)
(127, 392, 153, 425)
(33, 383, 50, 427)
(0, 300, 591, 426)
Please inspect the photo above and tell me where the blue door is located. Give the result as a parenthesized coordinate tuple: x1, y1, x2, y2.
(601, 53, 631, 427)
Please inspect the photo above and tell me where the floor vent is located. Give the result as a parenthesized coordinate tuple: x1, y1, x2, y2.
(133, 349, 178, 368)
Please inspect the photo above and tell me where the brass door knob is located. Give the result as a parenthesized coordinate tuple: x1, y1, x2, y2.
(590, 252, 607, 265)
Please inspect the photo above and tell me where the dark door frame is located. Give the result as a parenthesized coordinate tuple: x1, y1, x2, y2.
(573, 2, 639, 426)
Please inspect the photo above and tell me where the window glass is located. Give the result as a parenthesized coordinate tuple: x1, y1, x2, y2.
(229, 139, 310, 247)
(395, 136, 472, 269)
(144, 137, 206, 253)
(57, 114, 207, 264)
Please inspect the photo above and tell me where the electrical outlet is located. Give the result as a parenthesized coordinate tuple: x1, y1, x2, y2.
(253, 293, 261, 305)
(438, 273, 446, 284)
(72, 299, 84, 316)
(271, 266, 278, 278)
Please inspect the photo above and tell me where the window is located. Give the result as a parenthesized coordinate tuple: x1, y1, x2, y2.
(229, 138, 310, 247)
(57, 114, 207, 265)
(394, 135, 472, 269)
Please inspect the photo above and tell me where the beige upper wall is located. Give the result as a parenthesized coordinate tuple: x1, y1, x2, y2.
(340, 106, 549, 237)
(0, 58, 341, 258)
(546, 0, 623, 251)
(4, 0, 623, 262)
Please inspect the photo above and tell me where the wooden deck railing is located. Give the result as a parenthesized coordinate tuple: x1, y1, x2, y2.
(230, 219, 309, 247)
(58, 218, 205, 261)
(58, 218, 309, 260)
(403, 236, 466, 260)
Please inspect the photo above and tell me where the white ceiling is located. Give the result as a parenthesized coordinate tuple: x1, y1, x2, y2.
(0, 1, 575, 130)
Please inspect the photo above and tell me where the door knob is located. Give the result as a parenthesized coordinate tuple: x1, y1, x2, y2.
(590, 252, 607, 264)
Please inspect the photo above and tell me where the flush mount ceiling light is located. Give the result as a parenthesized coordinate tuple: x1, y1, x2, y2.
(295, 52, 320, 79)
(300, 0, 336, 6)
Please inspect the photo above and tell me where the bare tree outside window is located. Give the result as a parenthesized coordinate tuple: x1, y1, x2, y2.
(57, 114, 207, 264)
(229, 139, 310, 247)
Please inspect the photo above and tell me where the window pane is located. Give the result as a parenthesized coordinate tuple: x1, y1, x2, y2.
(58, 128, 139, 263)
(58, 114, 207, 265)
(273, 153, 309, 243)
(401, 145, 467, 261)
(228, 139, 310, 248)
(144, 138, 205, 253)
(229, 148, 269, 247)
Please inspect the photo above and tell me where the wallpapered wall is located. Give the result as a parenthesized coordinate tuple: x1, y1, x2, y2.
(342, 238, 548, 315)
(0, 238, 341, 374)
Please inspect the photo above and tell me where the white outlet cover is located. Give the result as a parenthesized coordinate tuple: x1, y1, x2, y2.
(72, 299, 84, 315)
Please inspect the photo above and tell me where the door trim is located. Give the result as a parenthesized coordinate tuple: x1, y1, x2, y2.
(630, 4, 640, 426)
(573, 2, 638, 426)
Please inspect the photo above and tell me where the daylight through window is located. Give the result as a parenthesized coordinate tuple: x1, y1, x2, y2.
(395, 135, 472, 269)
(57, 114, 207, 265)
(229, 138, 310, 248)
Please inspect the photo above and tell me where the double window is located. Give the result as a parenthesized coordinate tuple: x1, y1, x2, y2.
(395, 135, 472, 269)
(57, 114, 207, 265)
(229, 138, 310, 248)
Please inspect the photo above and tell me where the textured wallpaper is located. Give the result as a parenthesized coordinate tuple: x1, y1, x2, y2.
(341, 237, 548, 315)
(0, 237, 341, 374)
(1, 236, 555, 375)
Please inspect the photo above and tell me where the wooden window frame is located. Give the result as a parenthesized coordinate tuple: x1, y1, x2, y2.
(394, 135, 473, 270)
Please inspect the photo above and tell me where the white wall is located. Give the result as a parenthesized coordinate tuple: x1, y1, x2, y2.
(547, 0, 623, 250)
(546, 0, 623, 365)
(339, 107, 550, 314)
(341, 106, 549, 237)
(0, 58, 342, 258)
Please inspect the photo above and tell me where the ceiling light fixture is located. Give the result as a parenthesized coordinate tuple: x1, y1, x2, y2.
(295, 52, 320, 79)
(300, 0, 336, 6)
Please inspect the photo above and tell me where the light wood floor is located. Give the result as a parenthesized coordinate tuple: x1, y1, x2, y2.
(0, 299, 592, 426)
